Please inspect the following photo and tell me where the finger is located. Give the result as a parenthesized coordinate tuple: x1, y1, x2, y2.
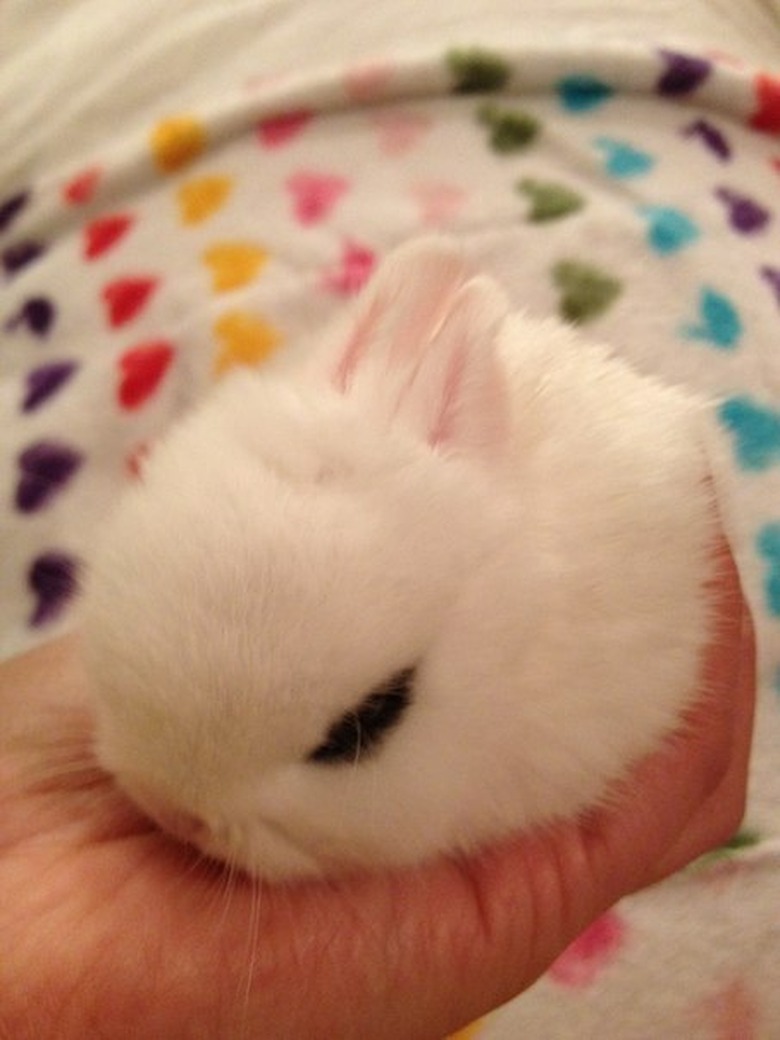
(577, 542, 753, 898)
(649, 601, 755, 881)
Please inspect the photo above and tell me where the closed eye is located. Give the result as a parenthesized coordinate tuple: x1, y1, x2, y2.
(307, 668, 415, 765)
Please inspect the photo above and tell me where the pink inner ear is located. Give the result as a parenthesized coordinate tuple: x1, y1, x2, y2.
(331, 301, 381, 393)
(405, 278, 512, 459)
(328, 238, 470, 395)
(428, 344, 466, 448)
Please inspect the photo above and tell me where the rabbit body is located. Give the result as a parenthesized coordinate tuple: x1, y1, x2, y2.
(81, 238, 716, 879)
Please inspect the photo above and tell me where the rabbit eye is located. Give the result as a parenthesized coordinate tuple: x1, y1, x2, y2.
(307, 668, 415, 765)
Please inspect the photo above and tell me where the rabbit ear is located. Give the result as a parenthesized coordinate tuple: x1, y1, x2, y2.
(327, 237, 512, 459)
(399, 275, 512, 458)
(329, 237, 469, 394)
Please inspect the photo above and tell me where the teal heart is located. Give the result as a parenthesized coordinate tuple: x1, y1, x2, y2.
(557, 74, 615, 113)
(757, 522, 780, 617)
(718, 396, 780, 471)
(594, 137, 655, 178)
(638, 206, 700, 255)
(681, 287, 741, 349)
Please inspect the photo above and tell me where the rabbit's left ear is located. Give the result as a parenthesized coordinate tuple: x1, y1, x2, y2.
(326, 237, 512, 459)
(396, 274, 512, 458)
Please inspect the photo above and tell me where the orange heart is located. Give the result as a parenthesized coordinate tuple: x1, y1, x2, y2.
(203, 242, 268, 292)
(213, 311, 281, 376)
(177, 176, 233, 225)
(150, 116, 207, 174)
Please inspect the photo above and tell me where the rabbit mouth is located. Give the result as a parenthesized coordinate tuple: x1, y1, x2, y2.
(232, 815, 332, 881)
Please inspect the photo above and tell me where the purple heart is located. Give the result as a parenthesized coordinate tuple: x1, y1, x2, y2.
(761, 266, 780, 307)
(22, 361, 78, 413)
(658, 51, 712, 96)
(681, 119, 731, 162)
(0, 190, 30, 234)
(2, 239, 46, 276)
(28, 551, 79, 627)
(16, 441, 84, 513)
(5, 296, 57, 337)
(715, 187, 772, 234)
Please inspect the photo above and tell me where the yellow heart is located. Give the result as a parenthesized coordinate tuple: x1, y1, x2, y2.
(150, 115, 207, 174)
(203, 242, 269, 292)
(213, 310, 282, 376)
(177, 176, 233, 225)
(445, 1021, 484, 1040)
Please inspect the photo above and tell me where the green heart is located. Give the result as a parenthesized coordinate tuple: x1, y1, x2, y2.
(517, 179, 585, 222)
(553, 260, 623, 324)
(478, 104, 539, 153)
(447, 49, 511, 94)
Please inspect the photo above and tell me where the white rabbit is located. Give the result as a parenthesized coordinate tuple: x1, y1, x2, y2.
(80, 236, 717, 880)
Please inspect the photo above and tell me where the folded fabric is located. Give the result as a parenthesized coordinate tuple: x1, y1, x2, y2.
(2, 40, 780, 1038)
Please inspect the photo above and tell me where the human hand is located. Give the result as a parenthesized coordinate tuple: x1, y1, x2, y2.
(0, 546, 754, 1040)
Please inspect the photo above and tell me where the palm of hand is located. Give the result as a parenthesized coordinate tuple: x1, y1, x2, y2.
(0, 566, 752, 1040)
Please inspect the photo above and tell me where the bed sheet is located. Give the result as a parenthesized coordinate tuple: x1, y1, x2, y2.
(2, 4, 780, 1039)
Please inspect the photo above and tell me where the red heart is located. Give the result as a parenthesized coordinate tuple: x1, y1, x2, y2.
(102, 276, 158, 328)
(84, 214, 133, 260)
(750, 73, 780, 133)
(118, 342, 174, 410)
(257, 110, 313, 148)
(63, 167, 102, 206)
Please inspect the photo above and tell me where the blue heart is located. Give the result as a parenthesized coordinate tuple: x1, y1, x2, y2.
(594, 137, 655, 178)
(718, 396, 780, 471)
(638, 206, 700, 255)
(681, 287, 741, 349)
(557, 75, 615, 113)
(757, 522, 780, 617)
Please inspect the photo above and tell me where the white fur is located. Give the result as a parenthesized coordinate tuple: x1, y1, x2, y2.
(80, 237, 717, 880)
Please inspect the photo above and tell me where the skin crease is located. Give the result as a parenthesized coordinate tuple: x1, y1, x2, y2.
(0, 545, 754, 1040)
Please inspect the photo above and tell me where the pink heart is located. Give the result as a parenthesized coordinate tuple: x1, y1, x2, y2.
(409, 181, 467, 226)
(548, 911, 627, 988)
(696, 978, 759, 1038)
(62, 166, 102, 206)
(320, 240, 376, 296)
(286, 171, 350, 226)
(343, 61, 395, 102)
(372, 111, 432, 156)
(257, 110, 313, 148)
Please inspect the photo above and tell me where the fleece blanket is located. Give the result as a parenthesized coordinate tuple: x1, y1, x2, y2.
(2, 37, 780, 1038)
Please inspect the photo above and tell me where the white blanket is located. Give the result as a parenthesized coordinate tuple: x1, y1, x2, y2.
(2, 4, 780, 1038)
